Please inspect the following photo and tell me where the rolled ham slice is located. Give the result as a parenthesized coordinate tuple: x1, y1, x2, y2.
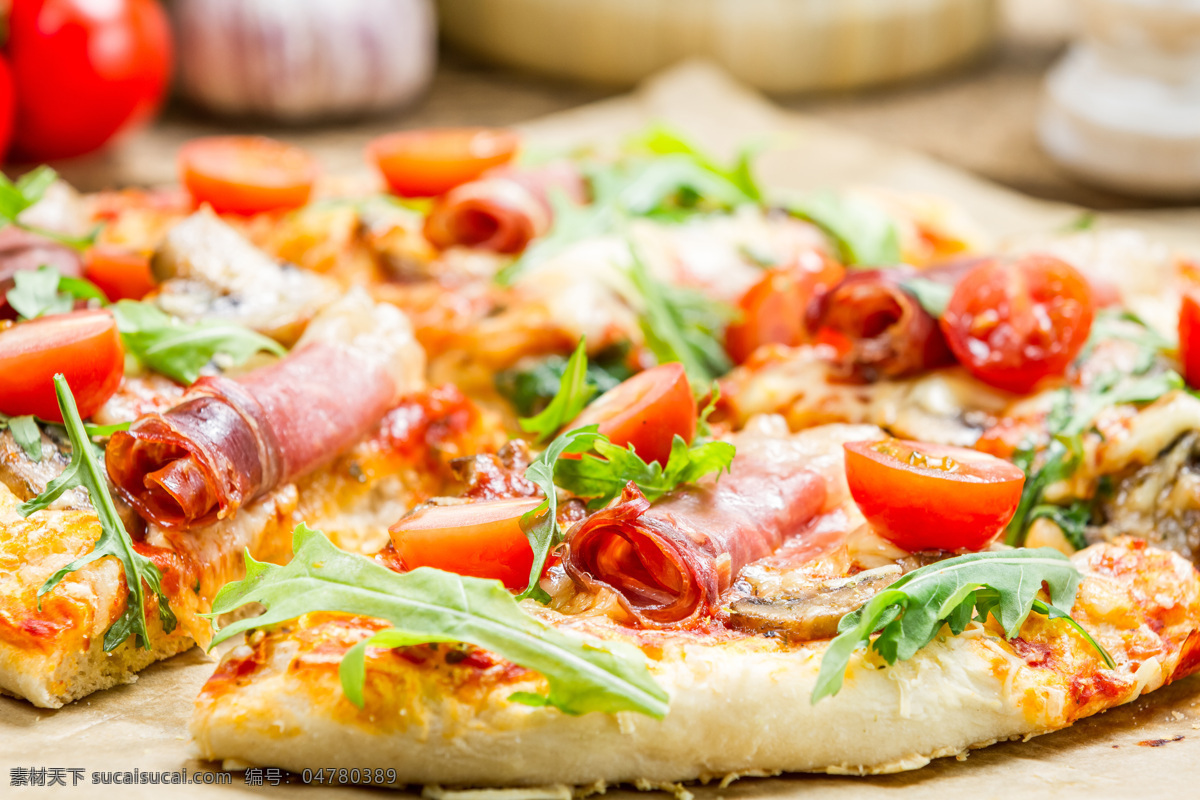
(563, 428, 835, 627)
(423, 162, 586, 254)
(107, 291, 425, 530)
(808, 268, 957, 382)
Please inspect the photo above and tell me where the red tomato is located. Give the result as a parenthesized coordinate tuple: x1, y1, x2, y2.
(389, 497, 545, 590)
(0, 310, 124, 421)
(844, 438, 1025, 552)
(725, 253, 845, 364)
(84, 245, 155, 301)
(368, 128, 519, 198)
(940, 255, 1094, 393)
(566, 362, 696, 466)
(179, 136, 316, 216)
(7, 0, 172, 162)
(1179, 291, 1200, 390)
(0, 54, 14, 162)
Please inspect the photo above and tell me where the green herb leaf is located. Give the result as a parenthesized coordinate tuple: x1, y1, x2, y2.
(6, 265, 109, 320)
(626, 243, 735, 385)
(899, 277, 952, 318)
(7, 415, 42, 462)
(812, 549, 1114, 703)
(18, 375, 175, 650)
(517, 339, 598, 443)
(554, 434, 735, 510)
(497, 348, 633, 417)
(788, 191, 901, 267)
(0, 167, 97, 251)
(695, 382, 721, 441)
(211, 523, 668, 719)
(625, 123, 764, 202)
(1029, 501, 1092, 550)
(516, 426, 606, 602)
(112, 300, 287, 384)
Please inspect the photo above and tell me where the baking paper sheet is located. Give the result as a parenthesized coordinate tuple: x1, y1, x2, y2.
(4, 60, 1199, 799)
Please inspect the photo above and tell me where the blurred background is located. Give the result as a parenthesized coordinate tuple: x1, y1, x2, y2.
(4, 0, 1192, 210)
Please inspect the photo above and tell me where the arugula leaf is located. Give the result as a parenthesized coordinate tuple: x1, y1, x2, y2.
(517, 340, 597, 443)
(626, 244, 735, 385)
(1029, 501, 1091, 550)
(695, 382, 721, 441)
(899, 277, 952, 318)
(18, 375, 176, 651)
(516, 426, 606, 602)
(1078, 308, 1175, 371)
(497, 348, 633, 417)
(625, 123, 763, 202)
(7, 415, 42, 462)
(0, 166, 96, 251)
(812, 549, 1114, 703)
(788, 191, 902, 267)
(112, 300, 286, 384)
(210, 523, 668, 718)
(554, 435, 735, 510)
(6, 265, 108, 320)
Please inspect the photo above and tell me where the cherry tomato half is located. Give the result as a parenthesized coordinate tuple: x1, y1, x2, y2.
(1180, 291, 1200, 390)
(844, 438, 1025, 552)
(84, 245, 155, 301)
(0, 309, 124, 421)
(8, 0, 172, 161)
(0, 54, 14, 162)
(389, 497, 545, 590)
(566, 362, 696, 466)
(940, 255, 1094, 394)
(179, 136, 316, 216)
(368, 128, 519, 198)
(725, 252, 845, 365)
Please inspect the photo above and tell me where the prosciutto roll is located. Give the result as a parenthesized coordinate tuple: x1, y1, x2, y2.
(808, 268, 956, 382)
(107, 292, 425, 530)
(563, 428, 833, 627)
(423, 162, 586, 254)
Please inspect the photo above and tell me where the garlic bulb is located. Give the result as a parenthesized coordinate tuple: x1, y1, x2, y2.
(173, 0, 436, 122)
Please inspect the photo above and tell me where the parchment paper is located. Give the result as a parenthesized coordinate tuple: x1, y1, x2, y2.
(4, 61, 1200, 799)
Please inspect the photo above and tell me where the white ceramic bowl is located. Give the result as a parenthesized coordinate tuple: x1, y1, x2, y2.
(437, 0, 1000, 92)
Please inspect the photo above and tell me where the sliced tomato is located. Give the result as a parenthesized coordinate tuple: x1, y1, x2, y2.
(1180, 291, 1200, 390)
(725, 253, 845, 364)
(844, 438, 1025, 552)
(368, 128, 519, 198)
(389, 497, 545, 590)
(565, 362, 696, 466)
(0, 310, 124, 421)
(179, 136, 316, 216)
(940, 255, 1094, 393)
(84, 245, 155, 301)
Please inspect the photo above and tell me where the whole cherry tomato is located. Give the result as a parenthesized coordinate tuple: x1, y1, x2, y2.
(844, 438, 1025, 552)
(940, 255, 1094, 393)
(7, 0, 172, 161)
(368, 128, 519, 198)
(0, 309, 124, 421)
(565, 362, 696, 466)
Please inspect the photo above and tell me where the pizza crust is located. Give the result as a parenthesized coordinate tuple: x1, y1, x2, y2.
(191, 539, 1200, 788)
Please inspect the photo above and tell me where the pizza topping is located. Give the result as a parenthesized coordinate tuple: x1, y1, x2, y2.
(1179, 290, 1200, 390)
(564, 362, 697, 467)
(809, 269, 955, 382)
(423, 162, 586, 254)
(83, 245, 156, 302)
(179, 136, 317, 216)
(941, 254, 1095, 393)
(18, 374, 176, 651)
(106, 296, 418, 529)
(209, 523, 670, 719)
(811, 548, 1114, 703)
(844, 438, 1025, 552)
(0, 310, 125, 422)
(368, 128, 520, 198)
(786, 191, 902, 268)
(563, 435, 826, 627)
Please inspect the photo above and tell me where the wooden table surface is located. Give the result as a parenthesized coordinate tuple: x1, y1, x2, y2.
(49, 0, 1172, 212)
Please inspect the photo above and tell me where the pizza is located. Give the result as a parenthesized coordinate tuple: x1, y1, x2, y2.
(2, 128, 1199, 791)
